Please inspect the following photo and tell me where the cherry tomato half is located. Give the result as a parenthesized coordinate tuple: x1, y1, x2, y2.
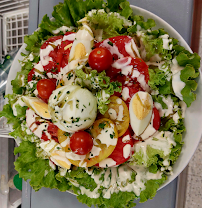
(70, 131, 93, 155)
(88, 48, 113, 72)
(37, 79, 56, 99)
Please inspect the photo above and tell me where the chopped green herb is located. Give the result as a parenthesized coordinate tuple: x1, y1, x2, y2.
(51, 68, 57, 72)
(110, 132, 115, 139)
(99, 122, 106, 129)
(67, 73, 73, 80)
(64, 132, 70, 136)
(107, 41, 113, 46)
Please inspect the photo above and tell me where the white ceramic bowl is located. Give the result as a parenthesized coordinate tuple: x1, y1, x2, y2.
(6, 4, 202, 193)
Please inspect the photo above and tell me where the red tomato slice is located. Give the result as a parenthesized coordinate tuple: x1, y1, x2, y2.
(41, 35, 63, 49)
(26, 109, 59, 142)
(27, 68, 36, 82)
(108, 57, 149, 83)
(97, 130, 133, 167)
(152, 107, 161, 131)
(95, 36, 137, 60)
(56, 32, 75, 69)
(40, 33, 75, 73)
(41, 123, 59, 143)
(121, 84, 143, 103)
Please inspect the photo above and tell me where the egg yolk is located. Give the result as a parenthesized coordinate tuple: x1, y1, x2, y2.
(132, 93, 151, 120)
(72, 42, 86, 60)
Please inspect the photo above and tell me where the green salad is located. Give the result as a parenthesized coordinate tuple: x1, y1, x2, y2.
(0, 0, 200, 207)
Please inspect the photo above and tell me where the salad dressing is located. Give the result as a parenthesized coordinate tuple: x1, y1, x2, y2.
(122, 135, 130, 143)
(125, 39, 140, 58)
(132, 70, 140, 78)
(12, 98, 26, 116)
(96, 123, 117, 147)
(89, 146, 102, 158)
(123, 144, 131, 158)
(117, 105, 124, 121)
(137, 74, 149, 92)
(134, 131, 176, 162)
(172, 71, 185, 100)
(40, 45, 54, 66)
(100, 39, 124, 58)
(154, 95, 174, 117)
(108, 108, 117, 120)
(99, 158, 116, 167)
(173, 112, 180, 124)
(52, 26, 71, 34)
(159, 34, 172, 50)
(121, 87, 130, 101)
(171, 58, 184, 75)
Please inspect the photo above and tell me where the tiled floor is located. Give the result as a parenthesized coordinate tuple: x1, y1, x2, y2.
(184, 23, 202, 208)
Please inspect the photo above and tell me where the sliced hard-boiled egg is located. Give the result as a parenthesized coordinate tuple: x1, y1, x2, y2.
(51, 150, 71, 169)
(68, 25, 94, 70)
(129, 91, 153, 136)
(48, 85, 97, 132)
(40, 139, 71, 169)
(40, 139, 61, 155)
(22, 96, 51, 119)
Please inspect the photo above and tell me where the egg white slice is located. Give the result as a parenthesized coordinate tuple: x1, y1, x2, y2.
(68, 25, 94, 70)
(129, 91, 153, 136)
(22, 96, 51, 119)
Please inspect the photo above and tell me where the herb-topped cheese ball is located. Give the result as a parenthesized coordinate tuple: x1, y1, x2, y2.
(48, 85, 97, 132)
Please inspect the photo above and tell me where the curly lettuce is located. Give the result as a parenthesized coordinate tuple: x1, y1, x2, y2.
(75, 68, 122, 114)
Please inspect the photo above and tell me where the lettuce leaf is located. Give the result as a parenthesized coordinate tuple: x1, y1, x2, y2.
(174, 45, 201, 70)
(78, 191, 137, 208)
(148, 67, 172, 94)
(14, 140, 72, 191)
(180, 64, 199, 107)
(75, 69, 121, 114)
(87, 10, 127, 39)
(128, 15, 156, 33)
(0, 103, 21, 130)
(139, 174, 167, 203)
(106, 0, 133, 19)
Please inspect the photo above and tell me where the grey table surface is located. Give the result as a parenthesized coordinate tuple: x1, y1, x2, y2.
(24, 0, 193, 207)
